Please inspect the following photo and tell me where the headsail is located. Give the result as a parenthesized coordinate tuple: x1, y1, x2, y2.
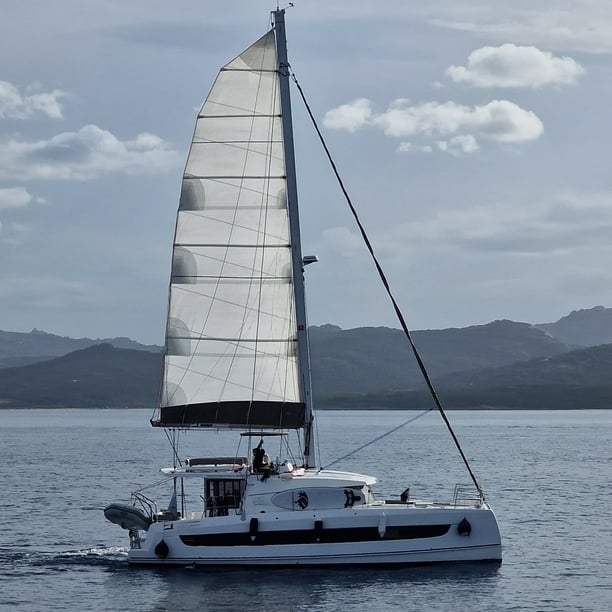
(153, 30, 305, 429)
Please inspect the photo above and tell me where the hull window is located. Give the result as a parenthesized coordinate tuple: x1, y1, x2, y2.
(180, 524, 451, 546)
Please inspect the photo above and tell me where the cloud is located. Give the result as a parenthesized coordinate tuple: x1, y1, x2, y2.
(321, 98, 373, 133)
(436, 134, 480, 154)
(425, 2, 612, 54)
(0, 275, 99, 308)
(324, 98, 543, 154)
(0, 80, 66, 119)
(397, 142, 433, 153)
(319, 225, 364, 257)
(385, 192, 612, 256)
(0, 222, 32, 245)
(0, 187, 44, 209)
(0, 188, 42, 244)
(0, 124, 181, 180)
(446, 44, 585, 88)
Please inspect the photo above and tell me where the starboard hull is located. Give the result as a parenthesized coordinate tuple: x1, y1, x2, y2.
(127, 505, 502, 567)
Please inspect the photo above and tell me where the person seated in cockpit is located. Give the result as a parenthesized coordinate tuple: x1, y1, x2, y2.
(252, 439, 266, 472)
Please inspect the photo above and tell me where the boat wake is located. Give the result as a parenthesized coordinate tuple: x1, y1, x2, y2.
(0, 546, 128, 573)
(54, 546, 129, 566)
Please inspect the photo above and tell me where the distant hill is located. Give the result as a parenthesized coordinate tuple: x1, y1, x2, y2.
(2, 306, 611, 409)
(536, 306, 612, 347)
(0, 322, 587, 410)
(316, 343, 612, 410)
(310, 320, 569, 396)
(0, 328, 161, 369)
(0, 344, 161, 408)
(439, 341, 612, 389)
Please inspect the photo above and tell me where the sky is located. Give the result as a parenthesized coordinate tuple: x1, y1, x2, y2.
(2, 0, 612, 344)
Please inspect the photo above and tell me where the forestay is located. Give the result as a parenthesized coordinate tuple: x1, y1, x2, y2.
(153, 31, 305, 429)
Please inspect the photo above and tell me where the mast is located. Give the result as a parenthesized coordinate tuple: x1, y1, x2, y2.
(273, 9, 316, 468)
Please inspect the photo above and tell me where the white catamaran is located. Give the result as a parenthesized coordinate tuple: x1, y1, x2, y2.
(104, 9, 502, 566)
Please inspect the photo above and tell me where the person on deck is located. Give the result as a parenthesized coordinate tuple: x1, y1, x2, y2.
(252, 439, 266, 472)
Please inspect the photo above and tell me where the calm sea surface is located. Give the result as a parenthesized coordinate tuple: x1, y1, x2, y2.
(1, 409, 610, 611)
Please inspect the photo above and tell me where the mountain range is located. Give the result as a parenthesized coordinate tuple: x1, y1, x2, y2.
(1, 306, 611, 409)
(0, 328, 159, 369)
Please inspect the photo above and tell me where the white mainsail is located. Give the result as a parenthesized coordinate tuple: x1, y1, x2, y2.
(154, 30, 305, 429)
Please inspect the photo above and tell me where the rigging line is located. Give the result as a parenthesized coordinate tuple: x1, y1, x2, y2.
(291, 71, 484, 499)
(321, 409, 432, 471)
(133, 474, 178, 494)
(164, 428, 182, 467)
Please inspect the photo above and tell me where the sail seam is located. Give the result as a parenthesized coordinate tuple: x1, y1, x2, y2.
(167, 337, 295, 342)
(205, 100, 275, 116)
(173, 241, 289, 249)
(171, 285, 291, 320)
(171, 275, 290, 279)
(183, 175, 286, 179)
(199, 113, 281, 118)
(180, 210, 287, 242)
(193, 139, 283, 144)
(220, 68, 277, 73)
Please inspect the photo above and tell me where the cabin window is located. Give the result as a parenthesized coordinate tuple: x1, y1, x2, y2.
(205, 479, 245, 517)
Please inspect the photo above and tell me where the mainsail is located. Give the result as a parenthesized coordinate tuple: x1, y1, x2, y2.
(153, 30, 305, 429)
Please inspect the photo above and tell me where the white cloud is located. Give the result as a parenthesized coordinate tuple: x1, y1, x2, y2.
(0, 80, 66, 119)
(0, 124, 181, 180)
(0, 188, 42, 244)
(436, 134, 480, 154)
(446, 44, 585, 88)
(0, 187, 44, 209)
(322, 98, 373, 132)
(397, 142, 433, 153)
(324, 98, 543, 154)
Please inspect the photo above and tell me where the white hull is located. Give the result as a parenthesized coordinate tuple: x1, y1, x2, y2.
(127, 503, 501, 567)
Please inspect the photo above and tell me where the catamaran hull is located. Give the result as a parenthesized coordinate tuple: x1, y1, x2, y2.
(127, 506, 501, 566)
(129, 544, 501, 567)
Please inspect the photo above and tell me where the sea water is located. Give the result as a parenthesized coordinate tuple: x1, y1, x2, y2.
(1, 409, 610, 611)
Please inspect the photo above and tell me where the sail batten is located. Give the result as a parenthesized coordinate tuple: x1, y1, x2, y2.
(198, 114, 281, 118)
(183, 176, 286, 180)
(154, 29, 305, 429)
(220, 68, 278, 73)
